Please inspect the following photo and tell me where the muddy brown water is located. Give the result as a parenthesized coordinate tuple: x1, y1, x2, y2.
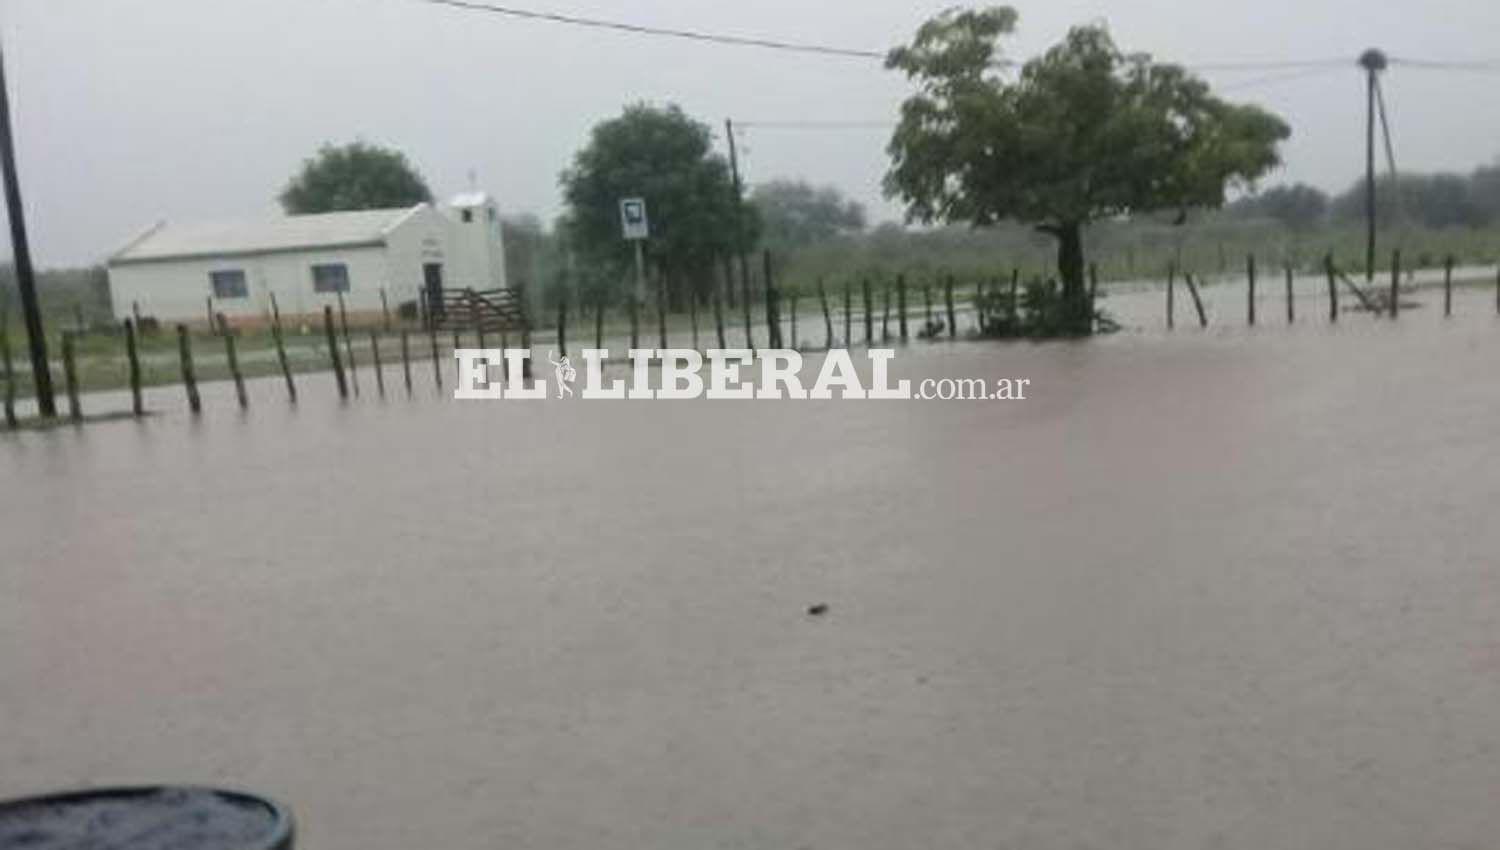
(3, 285, 1499, 849)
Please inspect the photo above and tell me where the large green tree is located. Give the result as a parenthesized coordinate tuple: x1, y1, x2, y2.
(279, 141, 433, 214)
(885, 7, 1290, 331)
(561, 104, 751, 309)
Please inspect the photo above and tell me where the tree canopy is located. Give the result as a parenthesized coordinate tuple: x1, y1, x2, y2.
(750, 180, 867, 253)
(1225, 183, 1329, 230)
(884, 6, 1290, 331)
(279, 142, 433, 215)
(560, 104, 751, 308)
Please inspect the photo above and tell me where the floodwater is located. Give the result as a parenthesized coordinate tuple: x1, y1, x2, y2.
(3, 284, 1500, 850)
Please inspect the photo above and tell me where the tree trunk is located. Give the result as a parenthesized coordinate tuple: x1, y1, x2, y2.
(1052, 220, 1089, 334)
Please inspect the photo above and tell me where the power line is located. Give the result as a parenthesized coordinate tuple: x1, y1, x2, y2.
(737, 120, 894, 130)
(415, 0, 1355, 72)
(1217, 65, 1346, 92)
(1388, 56, 1500, 70)
(1187, 58, 1350, 72)
(416, 0, 885, 59)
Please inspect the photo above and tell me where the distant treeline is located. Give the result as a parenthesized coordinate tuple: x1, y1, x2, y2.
(0, 265, 111, 328)
(1226, 164, 1500, 231)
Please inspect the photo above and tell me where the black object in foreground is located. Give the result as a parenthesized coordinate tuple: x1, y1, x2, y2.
(0, 786, 293, 850)
(807, 603, 829, 617)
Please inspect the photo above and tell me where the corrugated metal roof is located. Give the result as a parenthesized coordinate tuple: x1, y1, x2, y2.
(110, 205, 425, 264)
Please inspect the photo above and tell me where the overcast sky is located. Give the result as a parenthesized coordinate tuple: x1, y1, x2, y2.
(5, 0, 1500, 266)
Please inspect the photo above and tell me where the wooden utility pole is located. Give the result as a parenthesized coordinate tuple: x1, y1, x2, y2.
(0, 38, 54, 416)
(1359, 49, 1387, 281)
(724, 119, 753, 304)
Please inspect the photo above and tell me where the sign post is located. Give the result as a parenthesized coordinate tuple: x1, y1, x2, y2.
(620, 198, 649, 302)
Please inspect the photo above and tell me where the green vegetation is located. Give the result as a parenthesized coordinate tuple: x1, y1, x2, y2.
(279, 141, 433, 214)
(559, 104, 751, 313)
(883, 6, 1289, 334)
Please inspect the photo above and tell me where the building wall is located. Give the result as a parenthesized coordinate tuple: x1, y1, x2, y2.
(110, 244, 393, 326)
(106, 202, 504, 325)
(444, 201, 509, 291)
(383, 204, 451, 306)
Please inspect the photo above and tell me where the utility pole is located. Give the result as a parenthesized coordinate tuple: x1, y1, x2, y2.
(724, 119, 752, 302)
(1359, 48, 1387, 282)
(0, 36, 54, 416)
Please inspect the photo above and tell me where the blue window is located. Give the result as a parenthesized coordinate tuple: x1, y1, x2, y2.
(312, 263, 350, 293)
(209, 269, 248, 299)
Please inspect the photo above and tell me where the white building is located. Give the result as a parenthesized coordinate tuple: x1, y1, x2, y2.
(107, 193, 508, 325)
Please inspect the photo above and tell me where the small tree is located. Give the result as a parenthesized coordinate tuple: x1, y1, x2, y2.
(561, 104, 752, 311)
(885, 7, 1290, 332)
(280, 142, 433, 214)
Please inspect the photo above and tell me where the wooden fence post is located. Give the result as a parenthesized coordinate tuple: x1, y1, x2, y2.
(922, 282, 933, 334)
(428, 322, 442, 390)
(763, 250, 782, 349)
(521, 323, 532, 380)
(789, 290, 800, 350)
(629, 295, 640, 350)
(400, 329, 413, 395)
(1324, 254, 1339, 322)
(124, 318, 144, 416)
(840, 280, 852, 344)
(369, 331, 385, 398)
(177, 324, 202, 413)
(223, 321, 248, 410)
(271, 307, 296, 404)
(863, 279, 874, 345)
(712, 281, 727, 349)
(1389, 249, 1401, 319)
(558, 294, 569, 357)
(945, 275, 957, 339)
(881, 282, 891, 342)
(323, 307, 347, 399)
(1086, 265, 1098, 333)
(898, 275, 909, 341)
(1443, 255, 1454, 317)
(689, 285, 699, 350)
(656, 272, 669, 351)
(1, 312, 17, 427)
(741, 259, 754, 351)
(1008, 269, 1019, 325)
(1183, 272, 1208, 327)
(818, 278, 834, 349)
(595, 293, 605, 353)
(1285, 263, 1295, 324)
(975, 279, 987, 333)
(337, 292, 359, 396)
(1246, 253, 1257, 326)
(1166, 262, 1176, 329)
(61, 331, 81, 421)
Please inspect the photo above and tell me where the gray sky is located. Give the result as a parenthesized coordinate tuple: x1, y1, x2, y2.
(5, 0, 1500, 266)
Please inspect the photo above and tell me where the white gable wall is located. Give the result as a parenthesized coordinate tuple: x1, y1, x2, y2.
(383, 203, 451, 303)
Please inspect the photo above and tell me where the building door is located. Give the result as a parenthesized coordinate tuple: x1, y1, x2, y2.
(423, 263, 444, 320)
